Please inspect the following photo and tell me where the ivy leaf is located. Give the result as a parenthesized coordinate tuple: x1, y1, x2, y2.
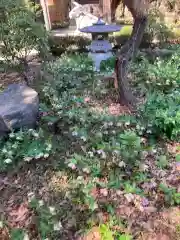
(100, 224, 114, 240)
(10, 229, 26, 240)
(118, 234, 132, 240)
(156, 155, 169, 168)
(175, 154, 180, 162)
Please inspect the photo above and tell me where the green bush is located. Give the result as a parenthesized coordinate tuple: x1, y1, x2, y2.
(49, 36, 91, 56)
(131, 51, 180, 94)
(112, 25, 132, 38)
(100, 56, 116, 72)
(29, 198, 60, 239)
(0, 0, 49, 83)
(0, 0, 49, 58)
(0, 129, 52, 172)
(42, 54, 94, 112)
(159, 183, 180, 206)
(41, 54, 143, 170)
(111, 25, 132, 46)
(139, 91, 180, 140)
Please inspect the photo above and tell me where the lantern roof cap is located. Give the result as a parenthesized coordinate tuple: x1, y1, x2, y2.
(79, 18, 122, 33)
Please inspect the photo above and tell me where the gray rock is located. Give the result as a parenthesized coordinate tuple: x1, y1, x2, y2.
(0, 83, 39, 136)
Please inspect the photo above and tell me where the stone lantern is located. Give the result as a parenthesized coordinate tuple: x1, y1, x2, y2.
(80, 18, 122, 71)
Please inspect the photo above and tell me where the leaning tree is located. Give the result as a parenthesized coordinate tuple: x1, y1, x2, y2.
(111, 0, 150, 106)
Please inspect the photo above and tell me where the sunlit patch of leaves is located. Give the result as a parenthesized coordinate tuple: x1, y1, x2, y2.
(0, 128, 52, 171)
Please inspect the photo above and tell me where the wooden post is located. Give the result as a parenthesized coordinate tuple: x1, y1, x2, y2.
(40, 0, 51, 30)
(100, 0, 112, 23)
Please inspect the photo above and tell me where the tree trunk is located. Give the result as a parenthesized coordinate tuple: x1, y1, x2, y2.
(111, 0, 120, 22)
(116, 15, 148, 106)
(19, 59, 34, 86)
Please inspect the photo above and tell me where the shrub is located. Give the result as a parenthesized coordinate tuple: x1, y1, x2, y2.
(139, 90, 180, 140)
(0, 129, 52, 172)
(111, 25, 133, 47)
(41, 54, 146, 171)
(100, 56, 116, 72)
(117, 130, 142, 165)
(159, 183, 180, 206)
(29, 198, 60, 239)
(131, 51, 180, 94)
(49, 36, 91, 56)
(0, 0, 49, 84)
(42, 54, 94, 112)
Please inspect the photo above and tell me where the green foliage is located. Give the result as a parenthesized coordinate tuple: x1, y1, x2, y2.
(100, 56, 116, 72)
(69, 175, 98, 212)
(110, 25, 133, 46)
(0, 129, 52, 172)
(83, 184, 99, 211)
(29, 198, 60, 239)
(0, 1, 179, 234)
(159, 183, 180, 205)
(176, 154, 180, 162)
(118, 234, 132, 240)
(100, 224, 114, 240)
(0, 0, 49, 63)
(131, 52, 180, 94)
(42, 54, 94, 110)
(139, 91, 180, 140)
(99, 224, 132, 240)
(113, 26, 132, 38)
(37, 50, 179, 237)
(49, 36, 91, 55)
(133, 172, 148, 184)
(156, 155, 169, 169)
(172, 27, 180, 38)
(10, 228, 27, 240)
(132, 49, 180, 140)
(123, 181, 143, 195)
(42, 55, 144, 173)
(117, 130, 143, 167)
(67, 153, 101, 177)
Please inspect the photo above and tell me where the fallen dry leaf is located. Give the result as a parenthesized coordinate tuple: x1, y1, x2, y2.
(83, 227, 101, 240)
(0, 226, 10, 240)
(7, 202, 31, 228)
(144, 206, 157, 213)
(139, 233, 171, 240)
(116, 205, 134, 218)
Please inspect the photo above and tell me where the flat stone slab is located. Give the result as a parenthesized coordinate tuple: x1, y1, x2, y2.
(51, 26, 92, 38)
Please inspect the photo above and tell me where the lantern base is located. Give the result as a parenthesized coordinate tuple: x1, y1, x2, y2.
(88, 52, 113, 71)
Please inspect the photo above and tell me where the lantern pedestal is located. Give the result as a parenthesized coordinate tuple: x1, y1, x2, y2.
(80, 18, 121, 72)
(89, 52, 113, 71)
